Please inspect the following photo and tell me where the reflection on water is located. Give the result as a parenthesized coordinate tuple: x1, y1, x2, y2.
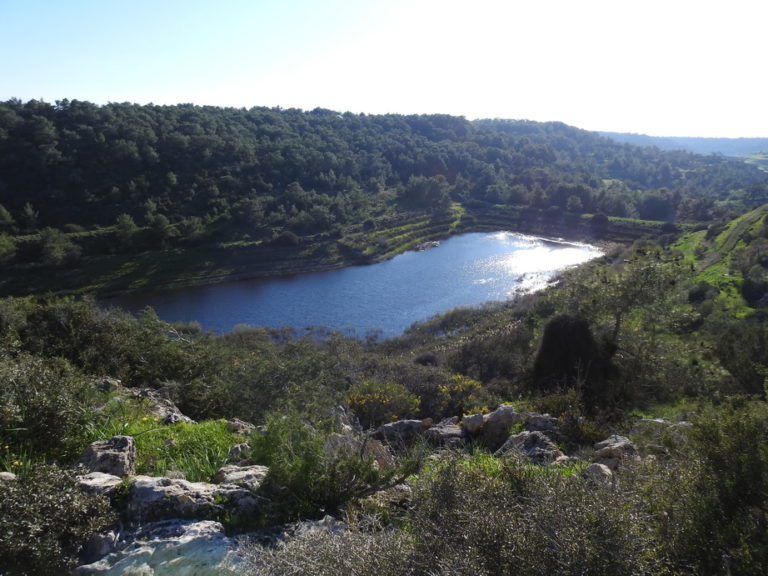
(107, 232, 601, 338)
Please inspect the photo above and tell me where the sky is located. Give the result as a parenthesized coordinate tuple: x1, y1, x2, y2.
(1, 0, 765, 138)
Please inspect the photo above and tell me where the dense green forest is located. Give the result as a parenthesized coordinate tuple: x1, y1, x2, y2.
(1, 99, 767, 296)
(3, 100, 768, 574)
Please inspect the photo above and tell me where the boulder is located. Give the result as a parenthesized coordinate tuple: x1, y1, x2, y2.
(461, 413, 485, 435)
(214, 464, 269, 491)
(523, 412, 561, 440)
(582, 462, 613, 484)
(73, 520, 242, 575)
(227, 418, 256, 435)
(77, 436, 136, 477)
(227, 442, 251, 463)
(495, 430, 565, 464)
(126, 475, 265, 522)
(0, 471, 17, 482)
(592, 434, 640, 470)
(126, 386, 194, 424)
(481, 405, 523, 450)
(423, 417, 465, 447)
(77, 471, 123, 497)
(370, 419, 430, 445)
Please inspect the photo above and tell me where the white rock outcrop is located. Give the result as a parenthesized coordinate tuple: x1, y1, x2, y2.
(74, 520, 242, 575)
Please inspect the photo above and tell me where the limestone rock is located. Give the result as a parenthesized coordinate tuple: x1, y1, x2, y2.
(126, 386, 194, 424)
(495, 430, 565, 464)
(523, 412, 561, 440)
(582, 462, 613, 483)
(481, 405, 524, 450)
(73, 520, 242, 575)
(77, 471, 123, 497)
(126, 475, 265, 522)
(592, 434, 640, 470)
(424, 417, 465, 447)
(227, 417, 256, 435)
(214, 464, 269, 490)
(461, 413, 485, 435)
(77, 436, 136, 477)
(227, 442, 251, 463)
(370, 419, 429, 445)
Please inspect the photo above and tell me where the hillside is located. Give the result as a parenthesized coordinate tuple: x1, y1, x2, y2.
(3, 205, 768, 573)
(600, 130, 768, 157)
(1, 100, 767, 296)
(3, 100, 768, 574)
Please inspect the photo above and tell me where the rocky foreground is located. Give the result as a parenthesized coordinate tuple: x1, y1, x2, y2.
(0, 395, 688, 575)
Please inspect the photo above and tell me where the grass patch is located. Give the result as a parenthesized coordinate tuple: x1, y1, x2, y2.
(86, 396, 243, 481)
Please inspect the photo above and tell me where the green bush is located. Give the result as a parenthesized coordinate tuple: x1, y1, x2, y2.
(0, 354, 97, 463)
(0, 464, 115, 575)
(405, 453, 665, 575)
(243, 518, 415, 576)
(668, 398, 768, 574)
(249, 411, 415, 522)
(347, 380, 419, 429)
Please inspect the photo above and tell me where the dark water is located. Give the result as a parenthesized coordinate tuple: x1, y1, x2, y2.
(107, 232, 601, 338)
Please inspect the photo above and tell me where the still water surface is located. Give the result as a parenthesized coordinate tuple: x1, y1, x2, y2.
(108, 232, 601, 338)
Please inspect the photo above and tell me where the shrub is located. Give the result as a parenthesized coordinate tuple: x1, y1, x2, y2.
(0, 464, 115, 575)
(0, 354, 97, 462)
(435, 374, 487, 417)
(242, 518, 416, 576)
(668, 399, 768, 574)
(346, 380, 420, 430)
(406, 454, 665, 575)
(249, 411, 416, 522)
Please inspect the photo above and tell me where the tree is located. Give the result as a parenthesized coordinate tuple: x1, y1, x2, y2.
(20, 202, 38, 231)
(148, 213, 176, 248)
(566, 194, 583, 213)
(0, 203, 14, 232)
(0, 233, 15, 262)
(38, 227, 81, 267)
(115, 213, 139, 250)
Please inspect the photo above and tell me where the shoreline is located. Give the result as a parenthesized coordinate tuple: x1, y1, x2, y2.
(0, 210, 655, 300)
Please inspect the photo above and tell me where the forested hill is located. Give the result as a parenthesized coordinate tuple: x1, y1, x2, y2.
(1, 99, 767, 238)
(600, 131, 768, 157)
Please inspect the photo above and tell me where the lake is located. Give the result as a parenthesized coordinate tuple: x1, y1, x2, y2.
(107, 232, 602, 338)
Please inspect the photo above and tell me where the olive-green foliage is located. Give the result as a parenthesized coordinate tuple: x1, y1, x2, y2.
(36, 226, 81, 267)
(706, 311, 768, 397)
(346, 380, 420, 429)
(0, 353, 97, 462)
(249, 411, 414, 522)
(243, 519, 417, 576)
(0, 232, 15, 262)
(184, 327, 353, 423)
(2, 296, 214, 388)
(0, 464, 116, 576)
(672, 399, 768, 575)
(406, 454, 664, 576)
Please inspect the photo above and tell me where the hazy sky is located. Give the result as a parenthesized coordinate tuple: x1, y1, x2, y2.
(1, 0, 765, 137)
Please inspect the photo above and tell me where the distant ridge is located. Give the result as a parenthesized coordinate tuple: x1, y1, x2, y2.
(599, 132, 768, 156)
